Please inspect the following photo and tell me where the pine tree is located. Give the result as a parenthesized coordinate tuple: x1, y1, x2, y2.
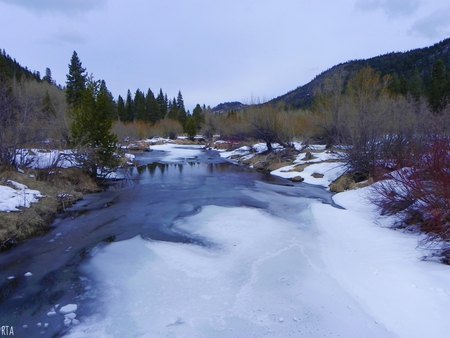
(125, 89, 134, 122)
(156, 89, 168, 119)
(177, 108, 187, 128)
(409, 68, 423, 102)
(71, 76, 119, 179)
(192, 103, 205, 127)
(145, 88, 160, 123)
(428, 58, 448, 113)
(185, 116, 197, 139)
(167, 97, 178, 120)
(134, 89, 146, 121)
(43, 67, 52, 84)
(117, 95, 126, 121)
(66, 51, 87, 108)
(176, 90, 185, 110)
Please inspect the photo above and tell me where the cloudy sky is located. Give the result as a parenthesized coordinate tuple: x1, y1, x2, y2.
(1, 0, 449, 111)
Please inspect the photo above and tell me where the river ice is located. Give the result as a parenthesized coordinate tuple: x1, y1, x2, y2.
(64, 144, 450, 338)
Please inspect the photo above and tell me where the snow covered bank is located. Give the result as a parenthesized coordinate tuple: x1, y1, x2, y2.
(220, 142, 347, 188)
(0, 180, 44, 212)
(313, 186, 450, 338)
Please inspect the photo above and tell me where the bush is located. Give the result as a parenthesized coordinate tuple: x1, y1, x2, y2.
(370, 137, 450, 244)
(151, 119, 183, 139)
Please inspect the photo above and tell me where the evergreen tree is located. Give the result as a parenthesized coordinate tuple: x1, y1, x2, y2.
(71, 77, 119, 179)
(145, 88, 160, 123)
(428, 58, 448, 113)
(176, 90, 185, 110)
(134, 89, 146, 121)
(43, 67, 52, 84)
(100, 79, 117, 119)
(156, 89, 168, 119)
(177, 108, 187, 128)
(0, 55, 9, 78)
(167, 97, 178, 120)
(409, 68, 423, 102)
(66, 51, 87, 108)
(125, 89, 134, 122)
(117, 95, 126, 121)
(185, 116, 197, 139)
(192, 103, 205, 127)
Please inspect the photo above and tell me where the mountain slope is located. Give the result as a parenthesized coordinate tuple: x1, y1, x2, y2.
(268, 38, 450, 109)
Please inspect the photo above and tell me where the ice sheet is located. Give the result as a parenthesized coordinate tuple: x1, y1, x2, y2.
(68, 204, 395, 338)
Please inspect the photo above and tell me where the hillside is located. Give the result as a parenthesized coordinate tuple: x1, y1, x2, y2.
(0, 49, 42, 82)
(268, 38, 450, 109)
(211, 101, 248, 114)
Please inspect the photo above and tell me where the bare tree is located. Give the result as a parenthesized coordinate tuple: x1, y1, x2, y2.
(244, 105, 296, 152)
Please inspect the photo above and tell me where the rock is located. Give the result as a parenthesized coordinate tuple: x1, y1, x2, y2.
(47, 311, 57, 318)
(71, 319, 80, 326)
(290, 176, 304, 182)
(59, 304, 77, 315)
(63, 318, 72, 327)
(24, 272, 33, 277)
(303, 151, 313, 161)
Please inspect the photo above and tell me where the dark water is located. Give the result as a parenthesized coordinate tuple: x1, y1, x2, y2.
(0, 146, 335, 337)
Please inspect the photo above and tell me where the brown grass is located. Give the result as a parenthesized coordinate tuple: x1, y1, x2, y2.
(0, 167, 98, 250)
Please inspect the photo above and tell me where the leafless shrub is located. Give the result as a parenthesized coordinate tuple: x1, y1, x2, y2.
(370, 137, 450, 245)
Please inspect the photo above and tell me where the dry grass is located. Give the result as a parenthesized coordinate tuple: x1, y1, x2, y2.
(0, 167, 98, 250)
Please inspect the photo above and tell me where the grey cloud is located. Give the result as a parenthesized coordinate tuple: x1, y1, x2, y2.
(356, 0, 420, 18)
(0, 0, 106, 15)
(409, 10, 450, 39)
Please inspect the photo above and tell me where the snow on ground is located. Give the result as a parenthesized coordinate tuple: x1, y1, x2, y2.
(65, 144, 450, 338)
(272, 162, 346, 187)
(0, 180, 44, 212)
(150, 143, 205, 163)
(312, 186, 450, 338)
(15, 149, 77, 169)
(220, 143, 347, 188)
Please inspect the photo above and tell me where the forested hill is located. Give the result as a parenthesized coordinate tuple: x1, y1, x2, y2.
(0, 49, 54, 84)
(269, 37, 450, 109)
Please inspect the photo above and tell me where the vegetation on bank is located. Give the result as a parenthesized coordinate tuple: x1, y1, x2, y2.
(0, 167, 98, 250)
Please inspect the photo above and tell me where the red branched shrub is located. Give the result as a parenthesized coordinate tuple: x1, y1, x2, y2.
(370, 137, 450, 242)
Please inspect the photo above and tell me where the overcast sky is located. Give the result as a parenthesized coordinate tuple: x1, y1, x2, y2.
(1, 0, 449, 111)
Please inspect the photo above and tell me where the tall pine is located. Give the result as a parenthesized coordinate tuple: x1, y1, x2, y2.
(145, 88, 160, 123)
(66, 51, 87, 108)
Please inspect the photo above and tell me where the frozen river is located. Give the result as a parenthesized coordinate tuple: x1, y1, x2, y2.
(1, 145, 449, 337)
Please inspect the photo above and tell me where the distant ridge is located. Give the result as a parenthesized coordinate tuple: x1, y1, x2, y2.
(267, 38, 450, 109)
(213, 38, 450, 110)
(211, 101, 248, 114)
